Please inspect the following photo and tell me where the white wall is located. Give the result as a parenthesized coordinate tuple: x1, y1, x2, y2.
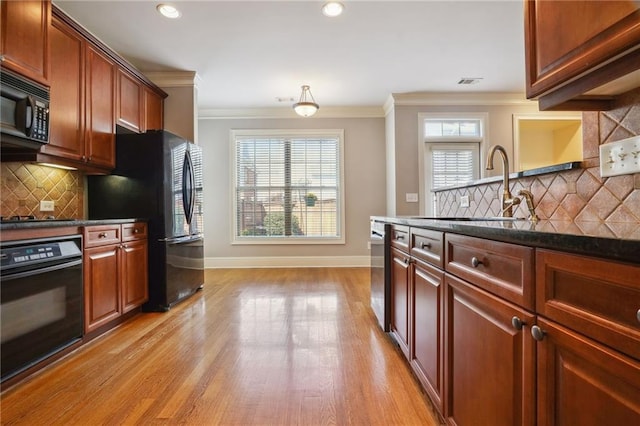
(198, 115, 386, 268)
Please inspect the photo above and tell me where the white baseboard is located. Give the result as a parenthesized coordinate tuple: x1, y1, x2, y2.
(205, 256, 370, 269)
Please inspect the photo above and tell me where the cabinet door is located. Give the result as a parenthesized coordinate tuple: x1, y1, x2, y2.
(121, 239, 148, 313)
(0, 0, 50, 85)
(390, 246, 411, 359)
(43, 14, 84, 161)
(525, 0, 640, 99)
(536, 317, 640, 426)
(85, 44, 115, 168)
(143, 87, 163, 131)
(444, 274, 536, 426)
(84, 244, 120, 333)
(412, 259, 444, 413)
(116, 68, 142, 133)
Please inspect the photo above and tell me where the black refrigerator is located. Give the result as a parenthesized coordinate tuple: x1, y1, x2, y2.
(88, 130, 204, 311)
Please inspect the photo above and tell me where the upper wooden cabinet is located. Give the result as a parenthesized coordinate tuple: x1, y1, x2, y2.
(0, 0, 50, 85)
(116, 68, 143, 133)
(144, 86, 164, 131)
(117, 71, 164, 132)
(525, 0, 640, 110)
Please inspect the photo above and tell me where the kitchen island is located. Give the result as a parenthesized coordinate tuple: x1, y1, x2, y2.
(372, 215, 640, 426)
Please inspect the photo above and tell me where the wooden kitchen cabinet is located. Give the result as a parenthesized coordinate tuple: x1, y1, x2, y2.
(525, 0, 640, 110)
(535, 317, 640, 425)
(444, 273, 536, 426)
(0, 0, 50, 85)
(116, 68, 143, 133)
(42, 12, 85, 163)
(390, 245, 411, 359)
(43, 11, 115, 172)
(143, 86, 164, 131)
(83, 223, 147, 333)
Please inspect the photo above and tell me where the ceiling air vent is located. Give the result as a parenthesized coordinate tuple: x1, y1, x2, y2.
(457, 78, 483, 85)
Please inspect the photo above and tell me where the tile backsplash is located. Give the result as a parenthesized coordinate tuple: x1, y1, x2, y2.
(0, 162, 83, 219)
(436, 88, 640, 225)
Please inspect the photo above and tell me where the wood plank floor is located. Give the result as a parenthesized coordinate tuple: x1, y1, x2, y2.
(1, 268, 440, 425)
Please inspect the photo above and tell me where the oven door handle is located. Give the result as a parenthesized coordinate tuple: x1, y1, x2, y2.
(2, 258, 82, 281)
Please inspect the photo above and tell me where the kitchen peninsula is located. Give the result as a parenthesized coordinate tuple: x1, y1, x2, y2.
(371, 214, 640, 425)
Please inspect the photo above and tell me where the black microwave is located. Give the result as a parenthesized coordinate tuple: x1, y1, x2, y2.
(0, 68, 50, 149)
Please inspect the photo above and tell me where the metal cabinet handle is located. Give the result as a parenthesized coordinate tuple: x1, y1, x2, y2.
(471, 256, 483, 268)
(421, 242, 431, 249)
(133, 228, 140, 234)
(511, 316, 525, 331)
(396, 234, 405, 240)
(637, 309, 640, 324)
(98, 232, 107, 238)
(531, 325, 545, 341)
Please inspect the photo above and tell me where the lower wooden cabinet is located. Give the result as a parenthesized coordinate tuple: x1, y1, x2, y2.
(444, 273, 536, 426)
(83, 223, 148, 333)
(535, 317, 640, 425)
(390, 246, 411, 359)
(411, 259, 444, 412)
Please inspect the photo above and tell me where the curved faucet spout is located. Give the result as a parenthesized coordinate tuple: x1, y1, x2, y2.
(486, 145, 519, 217)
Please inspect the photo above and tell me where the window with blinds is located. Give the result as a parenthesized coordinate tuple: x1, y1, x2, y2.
(431, 146, 477, 189)
(232, 130, 344, 244)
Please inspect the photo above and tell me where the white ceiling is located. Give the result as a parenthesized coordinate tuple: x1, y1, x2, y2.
(54, 0, 526, 110)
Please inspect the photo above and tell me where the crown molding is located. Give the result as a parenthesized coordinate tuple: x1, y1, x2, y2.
(199, 106, 385, 120)
(144, 71, 201, 88)
(390, 92, 534, 107)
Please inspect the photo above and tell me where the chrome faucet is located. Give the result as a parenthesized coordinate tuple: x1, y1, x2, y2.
(486, 144, 520, 217)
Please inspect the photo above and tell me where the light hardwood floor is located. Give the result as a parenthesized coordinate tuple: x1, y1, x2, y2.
(1, 268, 440, 425)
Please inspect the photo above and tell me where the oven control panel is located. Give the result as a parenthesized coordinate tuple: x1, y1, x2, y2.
(1, 240, 82, 270)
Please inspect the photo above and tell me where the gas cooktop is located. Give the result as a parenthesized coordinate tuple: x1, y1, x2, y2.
(0, 215, 77, 224)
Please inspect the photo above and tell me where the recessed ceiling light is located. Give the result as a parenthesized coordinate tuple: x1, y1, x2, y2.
(322, 2, 344, 17)
(157, 4, 181, 19)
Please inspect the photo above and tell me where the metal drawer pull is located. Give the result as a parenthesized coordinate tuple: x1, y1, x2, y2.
(511, 316, 525, 331)
(98, 232, 107, 238)
(133, 228, 140, 234)
(421, 242, 431, 249)
(471, 256, 483, 268)
(531, 325, 545, 341)
(396, 235, 405, 240)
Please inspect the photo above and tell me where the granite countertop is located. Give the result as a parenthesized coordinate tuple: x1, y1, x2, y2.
(372, 216, 640, 264)
(0, 218, 146, 231)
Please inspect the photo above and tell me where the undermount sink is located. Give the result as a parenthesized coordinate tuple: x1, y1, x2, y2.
(408, 216, 526, 222)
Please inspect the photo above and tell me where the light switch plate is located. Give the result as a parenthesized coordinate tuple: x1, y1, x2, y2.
(40, 200, 54, 211)
(406, 193, 419, 203)
(600, 135, 640, 177)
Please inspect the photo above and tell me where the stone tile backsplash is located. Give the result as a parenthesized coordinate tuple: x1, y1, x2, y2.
(0, 162, 83, 219)
(436, 88, 640, 226)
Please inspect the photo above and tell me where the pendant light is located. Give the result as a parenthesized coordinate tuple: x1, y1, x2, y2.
(293, 85, 319, 117)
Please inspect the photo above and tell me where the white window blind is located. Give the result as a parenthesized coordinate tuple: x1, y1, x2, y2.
(233, 130, 343, 243)
(431, 146, 476, 189)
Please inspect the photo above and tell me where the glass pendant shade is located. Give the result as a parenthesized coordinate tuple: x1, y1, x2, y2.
(293, 85, 319, 117)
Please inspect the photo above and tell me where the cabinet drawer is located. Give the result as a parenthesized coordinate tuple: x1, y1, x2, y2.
(445, 234, 534, 310)
(390, 225, 410, 252)
(536, 249, 640, 360)
(122, 223, 147, 241)
(410, 228, 443, 268)
(84, 225, 121, 248)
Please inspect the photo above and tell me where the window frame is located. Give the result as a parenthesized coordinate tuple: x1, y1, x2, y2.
(230, 129, 346, 245)
(418, 113, 488, 216)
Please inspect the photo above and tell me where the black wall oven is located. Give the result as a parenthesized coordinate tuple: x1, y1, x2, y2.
(1, 235, 83, 383)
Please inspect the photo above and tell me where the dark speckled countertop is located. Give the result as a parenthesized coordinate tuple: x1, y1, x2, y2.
(0, 218, 145, 231)
(372, 216, 640, 265)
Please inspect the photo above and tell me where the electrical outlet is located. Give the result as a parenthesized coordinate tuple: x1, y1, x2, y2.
(460, 195, 470, 208)
(40, 200, 54, 211)
(600, 135, 640, 177)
